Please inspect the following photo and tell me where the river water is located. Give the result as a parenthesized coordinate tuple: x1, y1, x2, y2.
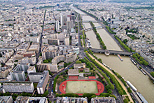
(73, 7, 154, 102)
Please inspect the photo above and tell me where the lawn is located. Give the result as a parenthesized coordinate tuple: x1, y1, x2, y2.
(66, 81, 98, 94)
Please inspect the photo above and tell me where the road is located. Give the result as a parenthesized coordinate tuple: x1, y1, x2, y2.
(48, 60, 77, 102)
(36, 10, 46, 64)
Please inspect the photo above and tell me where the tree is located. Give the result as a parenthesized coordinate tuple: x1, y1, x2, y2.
(123, 39, 128, 44)
(127, 87, 132, 93)
(42, 91, 49, 97)
(150, 72, 154, 78)
(76, 60, 82, 64)
(90, 70, 94, 74)
(98, 58, 102, 63)
(107, 89, 112, 94)
(57, 78, 62, 84)
(43, 60, 49, 63)
(39, 53, 42, 56)
(48, 70, 52, 76)
(143, 60, 149, 66)
(123, 98, 129, 103)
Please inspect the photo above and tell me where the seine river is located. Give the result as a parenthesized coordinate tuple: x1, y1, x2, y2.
(73, 7, 154, 102)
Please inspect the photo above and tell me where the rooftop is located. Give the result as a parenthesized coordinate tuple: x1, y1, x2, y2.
(37, 70, 49, 88)
(27, 66, 35, 71)
(0, 96, 12, 102)
(68, 69, 79, 75)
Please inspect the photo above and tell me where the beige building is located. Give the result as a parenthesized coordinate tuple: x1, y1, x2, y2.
(65, 53, 77, 63)
(68, 69, 79, 76)
(74, 63, 86, 69)
(0, 67, 9, 78)
(28, 44, 39, 53)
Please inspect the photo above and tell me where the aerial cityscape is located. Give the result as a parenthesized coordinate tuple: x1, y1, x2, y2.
(0, 0, 153, 103)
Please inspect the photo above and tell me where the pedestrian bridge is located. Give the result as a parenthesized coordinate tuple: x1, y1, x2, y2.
(90, 48, 132, 56)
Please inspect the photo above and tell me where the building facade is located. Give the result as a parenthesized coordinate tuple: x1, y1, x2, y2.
(3, 82, 34, 93)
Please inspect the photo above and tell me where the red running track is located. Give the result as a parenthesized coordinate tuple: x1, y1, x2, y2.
(59, 80, 104, 96)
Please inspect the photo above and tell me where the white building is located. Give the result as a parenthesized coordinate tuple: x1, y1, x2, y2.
(27, 66, 36, 74)
(10, 71, 25, 81)
(3, 82, 34, 93)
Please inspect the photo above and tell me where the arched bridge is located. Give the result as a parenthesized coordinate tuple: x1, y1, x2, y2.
(90, 48, 132, 56)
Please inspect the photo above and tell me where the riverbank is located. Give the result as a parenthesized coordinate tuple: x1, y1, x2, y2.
(87, 53, 134, 103)
(73, 6, 154, 102)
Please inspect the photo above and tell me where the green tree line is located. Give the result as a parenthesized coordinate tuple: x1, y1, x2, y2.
(90, 21, 106, 49)
(132, 53, 149, 66)
(106, 26, 116, 34)
(85, 52, 126, 95)
(114, 35, 134, 52)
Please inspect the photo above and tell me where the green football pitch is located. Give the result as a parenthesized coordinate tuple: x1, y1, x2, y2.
(66, 81, 98, 94)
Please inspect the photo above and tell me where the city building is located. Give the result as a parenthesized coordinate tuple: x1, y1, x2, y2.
(0, 96, 13, 103)
(140, 50, 154, 68)
(27, 66, 36, 74)
(29, 97, 48, 103)
(52, 55, 65, 64)
(0, 67, 10, 78)
(28, 44, 39, 53)
(3, 82, 34, 93)
(91, 97, 116, 103)
(16, 96, 48, 103)
(56, 97, 88, 103)
(15, 96, 29, 103)
(14, 63, 30, 73)
(68, 69, 79, 76)
(56, 20, 60, 31)
(74, 63, 86, 69)
(65, 53, 77, 63)
(28, 72, 43, 82)
(37, 71, 49, 94)
(10, 71, 25, 81)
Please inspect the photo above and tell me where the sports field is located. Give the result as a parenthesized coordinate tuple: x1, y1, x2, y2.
(66, 81, 98, 94)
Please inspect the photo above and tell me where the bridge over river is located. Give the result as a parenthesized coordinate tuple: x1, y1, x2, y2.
(84, 26, 103, 31)
(90, 48, 132, 56)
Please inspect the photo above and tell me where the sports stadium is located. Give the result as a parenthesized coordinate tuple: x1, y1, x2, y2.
(59, 79, 104, 96)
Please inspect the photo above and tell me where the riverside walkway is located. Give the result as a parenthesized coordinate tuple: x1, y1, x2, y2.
(88, 53, 134, 103)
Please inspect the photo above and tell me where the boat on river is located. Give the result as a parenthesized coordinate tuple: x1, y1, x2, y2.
(117, 54, 123, 61)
